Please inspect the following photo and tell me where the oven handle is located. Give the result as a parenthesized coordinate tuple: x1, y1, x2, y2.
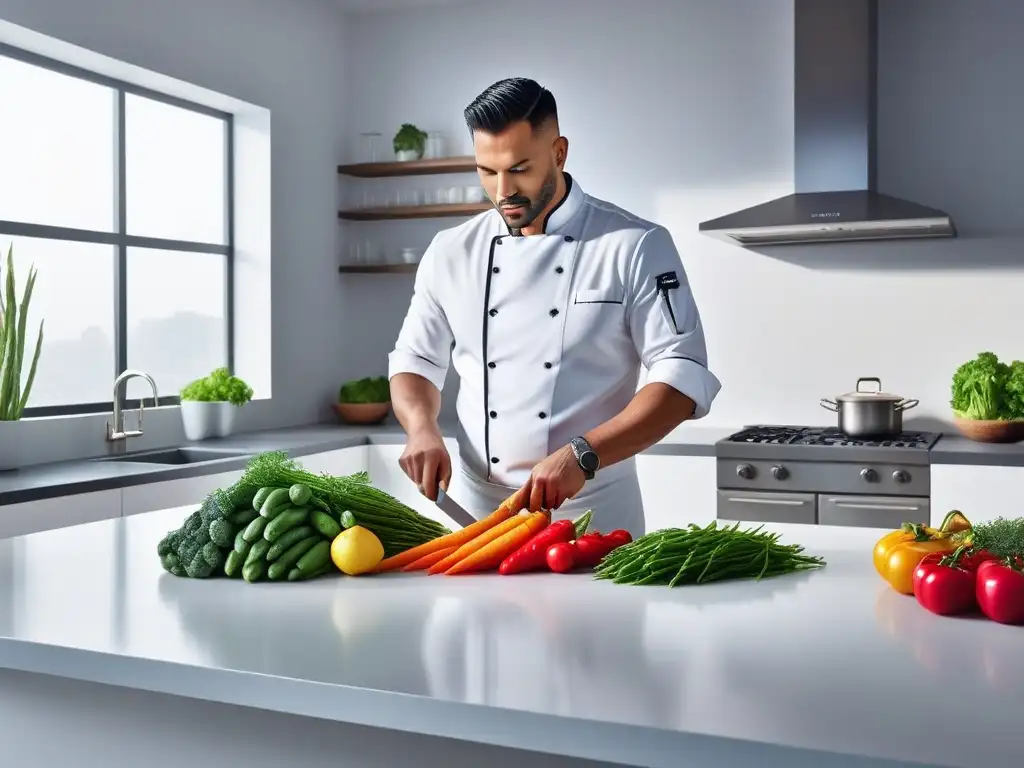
(725, 497, 808, 506)
(826, 500, 922, 512)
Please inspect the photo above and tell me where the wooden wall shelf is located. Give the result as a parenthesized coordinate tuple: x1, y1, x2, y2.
(337, 156, 477, 178)
(338, 263, 418, 274)
(338, 202, 490, 221)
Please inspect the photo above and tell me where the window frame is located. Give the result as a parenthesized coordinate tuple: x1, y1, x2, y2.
(0, 41, 235, 417)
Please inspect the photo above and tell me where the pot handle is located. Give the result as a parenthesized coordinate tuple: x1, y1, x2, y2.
(856, 377, 882, 393)
(819, 398, 839, 413)
(895, 399, 920, 412)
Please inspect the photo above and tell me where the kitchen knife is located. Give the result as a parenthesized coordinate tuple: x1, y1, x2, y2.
(434, 487, 477, 529)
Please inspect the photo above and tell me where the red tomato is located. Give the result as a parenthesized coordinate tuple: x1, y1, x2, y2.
(573, 535, 611, 568)
(976, 560, 1024, 625)
(912, 555, 977, 616)
(546, 542, 576, 573)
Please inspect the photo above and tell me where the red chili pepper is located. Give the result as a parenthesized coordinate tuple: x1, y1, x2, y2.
(498, 519, 576, 575)
(976, 558, 1024, 625)
(960, 548, 1000, 572)
(912, 552, 977, 616)
(574, 533, 624, 568)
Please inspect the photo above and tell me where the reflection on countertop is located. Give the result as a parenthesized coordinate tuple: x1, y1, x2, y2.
(0, 509, 1020, 767)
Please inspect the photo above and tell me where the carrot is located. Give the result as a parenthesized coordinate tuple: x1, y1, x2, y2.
(427, 514, 531, 574)
(445, 512, 550, 575)
(402, 546, 459, 572)
(373, 502, 517, 572)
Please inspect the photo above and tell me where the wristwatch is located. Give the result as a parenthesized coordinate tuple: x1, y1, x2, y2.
(569, 436, 601, 480)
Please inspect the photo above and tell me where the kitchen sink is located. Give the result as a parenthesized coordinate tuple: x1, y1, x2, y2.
(97, 447, 253, 465)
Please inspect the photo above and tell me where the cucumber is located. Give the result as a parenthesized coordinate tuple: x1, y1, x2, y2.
(261, 502, 299, 522)
(224, 549, 245, 577)
(276, 534, 320, 569)
(289, 562, 335, 581)
(311, 510, 342, 539)
(296, 540, 331, 574)
(267, 559, 290, 581)
(340, 510, 357, 529)
(264, 508, 308, 542)
(242, 515, 269, 543)
(259, 488, 292, 519)
(251, 486, 276, 512)
(266, 525, 317, 561)
(245, 538, 271, 566)
(289, 483, 312, 506)
(242, 559, 266, 583)
(230, 508, 259, 527)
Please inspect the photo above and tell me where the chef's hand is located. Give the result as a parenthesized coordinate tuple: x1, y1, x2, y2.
(514, 444, 586, 512)
(399, 428, 451, 501)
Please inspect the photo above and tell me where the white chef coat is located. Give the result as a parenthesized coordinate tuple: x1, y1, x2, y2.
(388, 174, 721, 535)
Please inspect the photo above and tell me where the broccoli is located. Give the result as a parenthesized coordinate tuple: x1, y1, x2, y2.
(950, 351, 1010, 420)
(209, 517, 234, 548)
(202, 541, 225, 569)
(199, 491, 231, 526)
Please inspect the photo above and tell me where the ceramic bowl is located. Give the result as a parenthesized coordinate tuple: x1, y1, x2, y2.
(952, 416, 1024, 443)
(332, 401, 391, 425)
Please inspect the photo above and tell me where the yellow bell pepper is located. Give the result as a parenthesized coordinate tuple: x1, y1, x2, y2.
(873, 522, 959, 595)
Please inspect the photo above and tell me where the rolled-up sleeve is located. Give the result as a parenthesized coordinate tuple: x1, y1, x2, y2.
(387, 236, 454, 393)
(626, 226, 722, 419)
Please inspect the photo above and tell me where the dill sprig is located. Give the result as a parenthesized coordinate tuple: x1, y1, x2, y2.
(956, 516, 1024, 558)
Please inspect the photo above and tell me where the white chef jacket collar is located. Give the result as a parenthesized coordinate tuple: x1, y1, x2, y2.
(501, 172, 583, 236)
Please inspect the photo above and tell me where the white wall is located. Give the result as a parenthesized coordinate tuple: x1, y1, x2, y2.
(340, 0, 1024, 432)
(0, 0, 352, 463)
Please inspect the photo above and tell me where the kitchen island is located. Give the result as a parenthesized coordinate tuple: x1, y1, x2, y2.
(0, 505, 1019, 768)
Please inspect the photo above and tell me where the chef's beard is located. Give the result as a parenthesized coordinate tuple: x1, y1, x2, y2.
(498, 168, 558, 235)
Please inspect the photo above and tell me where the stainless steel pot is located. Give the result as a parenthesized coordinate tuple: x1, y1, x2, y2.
(819, 377, 919, 437)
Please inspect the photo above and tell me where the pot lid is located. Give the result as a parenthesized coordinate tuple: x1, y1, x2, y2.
(834, 378, 907, 403)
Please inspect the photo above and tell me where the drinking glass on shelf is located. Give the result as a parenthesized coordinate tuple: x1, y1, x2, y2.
(359, 132, 383, 163)
(447, 187, 465, 204)
(424, 131, 445, 159)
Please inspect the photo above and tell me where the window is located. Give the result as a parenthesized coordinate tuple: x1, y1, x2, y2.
(0, 43, 233, 414)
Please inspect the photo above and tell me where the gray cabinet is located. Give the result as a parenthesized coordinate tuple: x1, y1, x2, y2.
(0, 490, 122, 539)
(818, 494, 929, 530)
(716, 490, 817, 525)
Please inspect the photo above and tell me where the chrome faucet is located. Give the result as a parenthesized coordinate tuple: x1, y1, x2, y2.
(107, 370, 160, 442)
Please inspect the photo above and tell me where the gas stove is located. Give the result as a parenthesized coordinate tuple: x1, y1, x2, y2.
(714, 425, 942, 530)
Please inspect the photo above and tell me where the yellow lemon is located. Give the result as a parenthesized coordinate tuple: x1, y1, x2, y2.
(330, 526, 384, 575)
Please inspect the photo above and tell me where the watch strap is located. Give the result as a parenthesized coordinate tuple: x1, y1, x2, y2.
(570, 436, 598, 480)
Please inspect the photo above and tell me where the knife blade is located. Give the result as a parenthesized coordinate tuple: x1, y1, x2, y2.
(434, 487, 477, 529)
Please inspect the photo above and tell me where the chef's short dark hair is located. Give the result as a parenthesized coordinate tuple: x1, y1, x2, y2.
(464, 78, 558, 135)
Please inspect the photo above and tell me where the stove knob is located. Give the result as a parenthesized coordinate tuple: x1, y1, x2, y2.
(892, 469, 910, 484)
(736, 463, 756, 480)
(860, 468, 879, 483)
(771, 465, 789, 481)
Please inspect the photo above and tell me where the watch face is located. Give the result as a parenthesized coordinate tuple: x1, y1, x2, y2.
(580, 451, 600, 472)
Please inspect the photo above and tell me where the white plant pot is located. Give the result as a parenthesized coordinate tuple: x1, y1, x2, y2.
(395, 149, 420, 162)
(0, 419, 27, 471)
(180, 401, 240, 442)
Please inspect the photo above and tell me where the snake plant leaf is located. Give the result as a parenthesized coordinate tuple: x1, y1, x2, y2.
(16, 319, 43, 419)
(0, 245, 44, 420)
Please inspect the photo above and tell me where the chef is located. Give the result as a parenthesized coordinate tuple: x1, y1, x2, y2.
(387, 77, 721, 535)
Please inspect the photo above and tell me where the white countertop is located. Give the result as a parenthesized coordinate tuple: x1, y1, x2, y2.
(0, 506, 1019, 768)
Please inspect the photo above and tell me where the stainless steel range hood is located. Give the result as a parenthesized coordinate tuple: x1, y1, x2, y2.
(698, 0, 956, 247)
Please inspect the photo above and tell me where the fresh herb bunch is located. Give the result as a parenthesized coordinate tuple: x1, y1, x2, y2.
(0, 244, 44, 421)
(594, 521, 826, 586)
(950, 351, 1024, 420)
(954, 516, 1024, 559)
(393, 123, 427, 155)
(338, 375, 390, 404)
(181, 367, 254, 406)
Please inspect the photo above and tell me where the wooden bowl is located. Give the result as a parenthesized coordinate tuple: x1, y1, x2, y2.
(332, 401, 391, 425)
(952, 416, 1024, 443)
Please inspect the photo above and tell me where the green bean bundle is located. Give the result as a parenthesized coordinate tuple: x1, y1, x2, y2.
(594, 521, 826, 586)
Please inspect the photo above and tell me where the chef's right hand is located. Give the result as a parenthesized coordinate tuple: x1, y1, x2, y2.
(399, 428, 452, 502)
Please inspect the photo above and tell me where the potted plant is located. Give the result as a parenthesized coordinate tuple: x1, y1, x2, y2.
(179, 367, 253, 441)
(393, 123, 428, 162)
(950, 351, 1024, 443)
(332, 376, 391, 425)
(0, 244, 44, 472)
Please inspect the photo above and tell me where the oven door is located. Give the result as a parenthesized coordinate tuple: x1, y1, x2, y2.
(716, 490, 817, 525)
(818, 494, 930, 530)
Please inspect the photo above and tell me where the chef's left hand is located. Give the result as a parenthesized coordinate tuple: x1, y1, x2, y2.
(514, 444, 585, 512)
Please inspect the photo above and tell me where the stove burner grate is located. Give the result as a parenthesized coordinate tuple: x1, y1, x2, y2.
(728, 425, 936, 450)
